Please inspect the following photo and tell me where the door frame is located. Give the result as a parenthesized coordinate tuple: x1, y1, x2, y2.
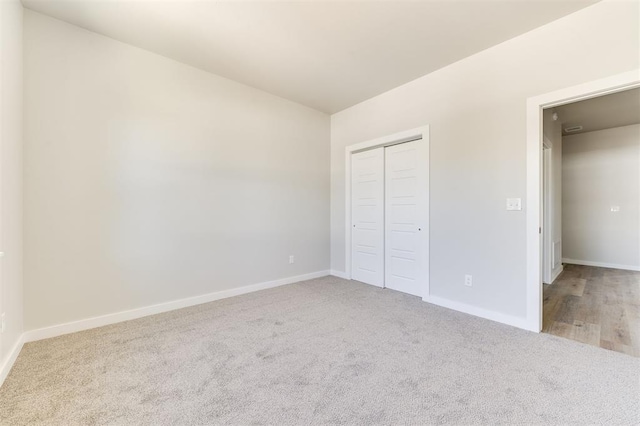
(542, 139, 551, 285)
(525, 69, 640, 332)
(344, 125, 430, 297)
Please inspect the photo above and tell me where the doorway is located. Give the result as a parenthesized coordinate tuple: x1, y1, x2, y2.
(540, 88, 640, 356)
(346, 127, 430, 298)
(525, 70, 639, 333)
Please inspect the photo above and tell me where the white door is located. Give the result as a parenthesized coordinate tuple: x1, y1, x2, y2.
(542, 146, 552, 284)
(384, 140, 428, 297)
(351, 147, 384, 287)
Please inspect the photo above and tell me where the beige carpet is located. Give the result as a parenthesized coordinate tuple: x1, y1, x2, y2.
(1, 276, 638, 425)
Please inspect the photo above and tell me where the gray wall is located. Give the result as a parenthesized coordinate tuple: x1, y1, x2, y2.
(563, 124, 640, 269)
(24, 11, 330, 330)
(330, 1, 639, 320)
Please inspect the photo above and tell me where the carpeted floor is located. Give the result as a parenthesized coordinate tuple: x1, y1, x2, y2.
(1, 276, 638, 425)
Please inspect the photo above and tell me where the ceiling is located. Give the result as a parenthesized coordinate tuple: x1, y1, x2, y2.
(23, 0, 599, 114)
(554, 88, 640, 136)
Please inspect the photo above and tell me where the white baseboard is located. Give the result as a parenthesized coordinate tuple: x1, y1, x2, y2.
(330, 270, 349, 279)
(0, 334, 25, 388)
(550, 264, 564, 283)
(23, 270, 330, 343)
(562, 258, 640, 272)
(423, 295, 532, 331)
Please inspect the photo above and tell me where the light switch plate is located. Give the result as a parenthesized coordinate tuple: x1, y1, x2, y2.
(506, 198, 522, 211)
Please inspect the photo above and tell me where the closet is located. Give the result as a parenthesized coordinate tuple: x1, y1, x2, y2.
(350, 139, 428, 297)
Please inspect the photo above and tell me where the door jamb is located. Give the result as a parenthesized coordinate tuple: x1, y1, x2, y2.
(345, 125, 430, 297)
(526, 70, 640, 332)
(542, 139, 552, 285)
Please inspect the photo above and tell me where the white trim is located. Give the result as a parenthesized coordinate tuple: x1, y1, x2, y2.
(423, 295, 531, 331)
(330, 270, 349, 279)
(542, 146, 552, 284)
(344, 125, 430, 298)
(550, 264, 564, 284)
(526, 69, 640, 332)
(23, 270, 330, 343)
(562, 259, 640, 272)
(0, 334, 25, 388)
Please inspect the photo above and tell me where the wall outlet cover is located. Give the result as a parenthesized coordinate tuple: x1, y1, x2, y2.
(506, 198, 522, 211)
(464, 275, 473, 287)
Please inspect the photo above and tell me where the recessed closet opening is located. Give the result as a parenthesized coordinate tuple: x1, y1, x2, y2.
(344, 127, 430, 298)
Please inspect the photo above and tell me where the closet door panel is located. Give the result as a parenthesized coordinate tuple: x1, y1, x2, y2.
(385, 140, 427, 297)
(351, 148, 384, 287)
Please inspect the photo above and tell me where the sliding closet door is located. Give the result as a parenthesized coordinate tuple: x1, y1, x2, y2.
(384, 140, 428, 297)
(351, 148, 384, 287)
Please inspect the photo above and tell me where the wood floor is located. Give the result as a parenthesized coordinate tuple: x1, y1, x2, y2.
(543, 264, 640, 357)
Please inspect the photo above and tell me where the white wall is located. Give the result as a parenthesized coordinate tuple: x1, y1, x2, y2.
(0, 0, 24, 367)
(330, 0, 638, 321)
(23, 11, 330, 331)
(562, 124, 640, 270)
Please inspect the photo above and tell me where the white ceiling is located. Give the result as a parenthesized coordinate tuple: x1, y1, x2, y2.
(22, 0, 599, 114)
(555, 88, 640, 136)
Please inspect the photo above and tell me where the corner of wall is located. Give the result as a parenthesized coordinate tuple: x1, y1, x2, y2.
(0, 0, 25, 388)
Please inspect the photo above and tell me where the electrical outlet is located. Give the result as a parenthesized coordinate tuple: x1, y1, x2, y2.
(1, 313, 5, 333)
(506, 198, 522, 211)
(464, 275, 473, 287)
(289, 255, 295, 264)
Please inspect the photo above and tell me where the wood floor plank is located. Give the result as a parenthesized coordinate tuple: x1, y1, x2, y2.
(542, 286, 561, 332)
(549, 321, 573, 338)
(600, 303, 632, 347)
(543, 265, 640, 357)
(553, 295, 581, 324)
(571, 320, 600, 346)
(557, 277, 587, 297)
